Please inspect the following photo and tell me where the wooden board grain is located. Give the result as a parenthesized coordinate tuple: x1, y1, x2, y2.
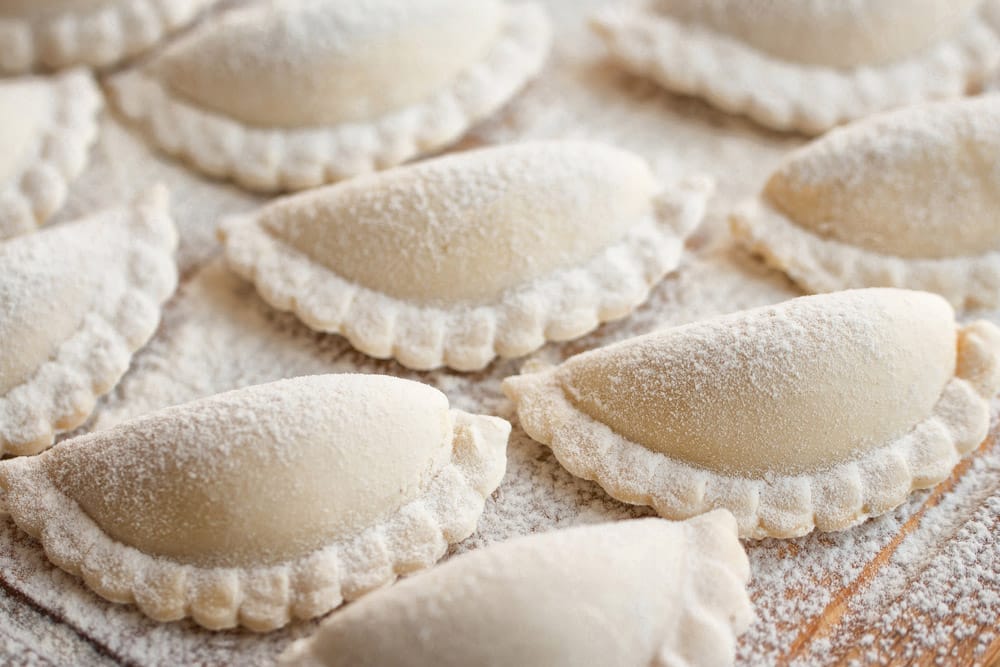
(781, 430, 1000, 666)
(2, 1, 999, 665)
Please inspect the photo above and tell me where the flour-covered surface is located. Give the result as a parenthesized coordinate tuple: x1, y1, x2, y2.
(2, 1, 999, 665)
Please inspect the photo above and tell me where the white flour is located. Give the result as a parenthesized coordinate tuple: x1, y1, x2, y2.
(3, 0, 999, 665)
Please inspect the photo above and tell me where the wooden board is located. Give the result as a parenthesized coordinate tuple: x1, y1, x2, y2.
(2, 1, 998, 665)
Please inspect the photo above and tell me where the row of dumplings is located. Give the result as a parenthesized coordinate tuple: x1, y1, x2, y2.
(3, 1, 1000, 664)
(7, 78, 1000, 341)
(0, 0, 551, 240)
(0, 280, 995, 662)
(216, 87, 1000, 374)
(5, 0, 1000, 207)
(1, 190, 998, 666)
(4, 1, 1000, 315)
(10, 104, 1000, 445)
(0, 0, 553, 199)
(1, 371, 753, 665)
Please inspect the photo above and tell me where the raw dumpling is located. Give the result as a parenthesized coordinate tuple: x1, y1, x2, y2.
(0, 0, 215, 73)
(109, 0, 552, 192)
(504, 289, 1000, 539)
(732, 96, 1000, 309)
(0, 374, 510, 631)
(592, 0, 1000, 134)
(0, 186, 177, 455)
(0, 68, 101, 240)
(220, 141, 711, 371)
(280, 511, 752, 667)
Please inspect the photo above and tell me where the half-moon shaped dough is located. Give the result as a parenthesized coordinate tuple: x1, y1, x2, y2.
(109, 0, 552, 191)
(0, 374, 511, 631)
(220, 141, 711, 371)
(280, 512, 752, 667)
(0, 186, 177, 455)
(732, 96, 1000, 309)
(504, 289, 1000, 538)
(592, 0, 1000, 134)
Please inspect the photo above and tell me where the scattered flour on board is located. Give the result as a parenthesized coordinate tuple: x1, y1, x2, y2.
(2, 0, 999, 665)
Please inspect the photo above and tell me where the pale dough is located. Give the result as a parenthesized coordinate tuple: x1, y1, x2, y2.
(592, 0, 1000, 134)
(0, 374, 511, 632)
(0, 69, 101, 240)
(732, 96, 1000, 309)
(109, 0, 552, 192)
(504, 289, 1000, 538)
(279, 512, 752, 667)
(157, 0, 505, 128)
(650, 0, 980, 67)
(0, 187, 177, 455)
(220, 141, 711, 371)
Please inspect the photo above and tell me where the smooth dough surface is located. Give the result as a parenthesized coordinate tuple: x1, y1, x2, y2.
(653, 0, 979, 66)
(0, 187, 177, 456)
(157, 0, 504, 127)
(280, 512, 752, 667)
(764, 96, 1000, 260)
(559, 289, 956, 477)
(259, 141, 658, 304)
(0, 190, 173, 397)
(0, 223, 105, 394)
(0, 78, 50, 184)
(46, 375, 453, 568)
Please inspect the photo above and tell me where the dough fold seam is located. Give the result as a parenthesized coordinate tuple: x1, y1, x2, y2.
(0, 187, 178, 455)
(108, 3, 551, 192)
(730, 199, 1000, 310)
(503, 321, 1000, 539)
(0, 69, 102, 240)
(653, 511, 755, 667)
(220, 179, 710, 372)
(0, 410, 508, 632)
(592, 1, 1000, 134)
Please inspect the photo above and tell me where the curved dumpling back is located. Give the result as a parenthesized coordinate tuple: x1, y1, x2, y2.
(280, 512, 752, 667)
(156, 0, 505, 127)
(653, 0, 980, 67)
(258, 141, 659, 304)
(46, 375, 454, 567)
(558, 289, 956, 477)
(763, 96, 1000, 260)
(0, 227, 107, 394)
(0, 190, 175, 398)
